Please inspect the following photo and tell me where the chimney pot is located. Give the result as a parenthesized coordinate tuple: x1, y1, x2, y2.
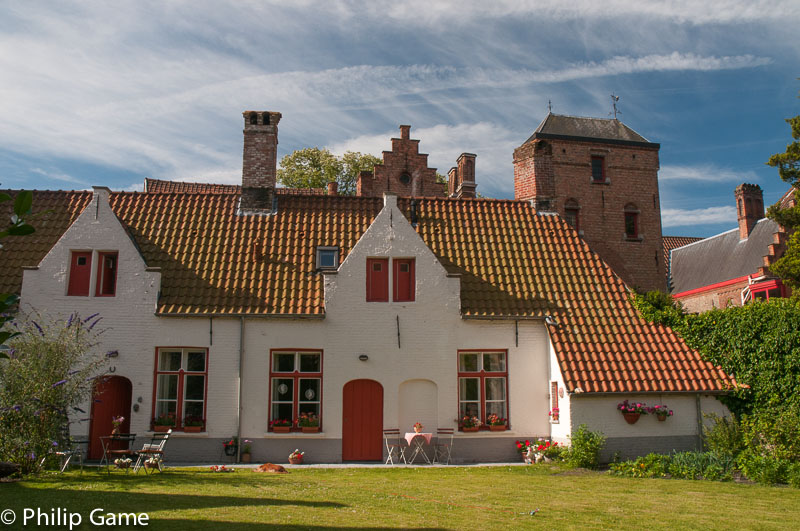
(242, 110, 282, 211)
(327, 181, 338, 196)
(399, 125, 411, 140)
(734, 183, 764, 240)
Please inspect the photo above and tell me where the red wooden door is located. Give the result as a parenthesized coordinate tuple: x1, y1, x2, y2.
(342, 379, 383, 461)
(88, 376, 132, 459)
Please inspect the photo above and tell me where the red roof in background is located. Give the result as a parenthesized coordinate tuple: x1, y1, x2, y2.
(0, 189, 736, 394)
(0, 190, 92, 295)
(145, 178, 326, 195)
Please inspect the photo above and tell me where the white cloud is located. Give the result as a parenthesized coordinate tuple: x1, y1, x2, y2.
(662, 206, 737, 227)
(660, 164, 760, 183)
(321, 0, 800, 25)
(30, 168, 86, 185)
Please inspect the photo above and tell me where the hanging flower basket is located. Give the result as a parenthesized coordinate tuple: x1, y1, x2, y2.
(623, 412, 641, 424)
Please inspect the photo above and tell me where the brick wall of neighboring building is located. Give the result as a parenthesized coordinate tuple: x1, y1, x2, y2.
(514, 137, 665, 292)
(357, 125, 446, 198)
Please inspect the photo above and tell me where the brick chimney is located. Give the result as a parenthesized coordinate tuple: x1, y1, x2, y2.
(241, 110, 282, 211)
(734, 183, 764, 240)
(447, 153, 477, 198)
(327, 181, 338, 196)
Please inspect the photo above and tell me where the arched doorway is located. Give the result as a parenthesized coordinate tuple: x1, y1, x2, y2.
(342, 379, 383, 461)
(398, 379, 438, 433)
(88, 376, 132, 459)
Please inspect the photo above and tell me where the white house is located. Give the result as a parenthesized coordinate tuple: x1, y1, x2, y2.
(3, 111, 735, 463)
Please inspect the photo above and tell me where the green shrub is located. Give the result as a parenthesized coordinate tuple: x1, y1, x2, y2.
(737, 450, 790, 485)
(565, 425, 605, 469)
(609, 453, 669, 478)
(788, 463, 800, 489)
(610, 451, 734, 482)
(703, 413, 745, 458)
(740, 410, 800, 462)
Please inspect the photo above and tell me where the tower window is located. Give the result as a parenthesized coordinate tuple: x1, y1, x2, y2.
(262, 113, 270, 125)
(399, 173, 411, 185)
(249, 113, 258, 125)
(564, 199, 580, 232)
(624, 204, 640, 240)
(591, 156, 606, 183)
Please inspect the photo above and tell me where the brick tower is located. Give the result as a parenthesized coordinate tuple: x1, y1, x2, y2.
(514, 113, 665, 292)
(734, 183, 764, 240)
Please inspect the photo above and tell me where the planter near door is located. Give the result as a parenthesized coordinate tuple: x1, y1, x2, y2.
(224, 445, 238, 457)
(623, 412, 641, 424)
(154, 425, 173, 433)
(462, 427, 479, 432)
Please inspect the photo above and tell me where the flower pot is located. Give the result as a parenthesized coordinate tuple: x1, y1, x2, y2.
(111, 428, 120, 436)
(154, 425, 172, 433)
(289, 457, 303, 465)
(224, 445, 237, 457)
(489, 425, 506, 431)
(115, 462, 130, 469)
(144, 462, 157, 470)
(623, 412, 641, 424)
(273, 426, 291, 433)
(657, 415, 667, 422)
(184, 426, 202, 433)
(462, 427, 479, 432)
(413, 427, 422, 433)
(302, 426, 319, 433)
(241, 453, 251, 463)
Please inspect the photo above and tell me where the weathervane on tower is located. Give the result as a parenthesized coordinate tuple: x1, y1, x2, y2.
(610, 94, 621, 119)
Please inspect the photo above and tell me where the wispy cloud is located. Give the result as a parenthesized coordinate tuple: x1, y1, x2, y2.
(662, 206, 737, 227)
(660, 164, 760, 183)
(30, 167, 86, 185)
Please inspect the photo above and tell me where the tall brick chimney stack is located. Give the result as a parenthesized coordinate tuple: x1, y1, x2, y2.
(241, 110, 282, 211)
(735, 183, 765, 240)
(455, 153, 477, 198)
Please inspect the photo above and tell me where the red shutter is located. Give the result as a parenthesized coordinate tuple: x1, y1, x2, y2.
(393, 259, 415, 302)
(95, 252, 118, 296)
(366, 258, 389, 302)
(67, 251, 92, 296)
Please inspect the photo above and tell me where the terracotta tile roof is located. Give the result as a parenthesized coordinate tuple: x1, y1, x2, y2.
(0, 190, 92, 295)
(663, 235, 703, 273)
(144, 178, 327, 195)
(0, 189, 735, 393)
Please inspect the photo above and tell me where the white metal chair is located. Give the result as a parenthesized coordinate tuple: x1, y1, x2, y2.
(383, 429, 407, 465)
(133, 429, 171, 473)
(432, 428, 454, 465)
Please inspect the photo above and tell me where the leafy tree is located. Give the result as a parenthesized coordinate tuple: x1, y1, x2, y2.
(766, 112, 800, 293)
(0, 313, 107, 474)
(277, 148, 381, 196)
(631, 291, 800, 417)
(0, 191, 35, 359)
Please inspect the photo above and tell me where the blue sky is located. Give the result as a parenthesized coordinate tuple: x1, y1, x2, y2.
(1, 1, 798, 237)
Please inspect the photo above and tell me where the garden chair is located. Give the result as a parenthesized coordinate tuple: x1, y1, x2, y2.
(432, 428, 454, 465)
(383, 429, 407, 465)
(41, 429, 88, 473)
(133, 429, 171, 474)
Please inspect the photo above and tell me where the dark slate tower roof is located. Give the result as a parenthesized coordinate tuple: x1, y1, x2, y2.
(526, 113, 659, 148)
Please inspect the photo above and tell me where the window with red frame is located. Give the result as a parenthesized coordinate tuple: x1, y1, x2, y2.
(458, 351, 508, 429)
(366, 258, 389, 302)
(624, 204, 640, 239)
(393, 258, 415, 302)
(269, 350, 322, 430)
(751, 279, 787, 301)
(67, 251, 92, 296)
(153, 348, 208, 430)
(95, 252, 118, 296)
(591, 155, 606, 183)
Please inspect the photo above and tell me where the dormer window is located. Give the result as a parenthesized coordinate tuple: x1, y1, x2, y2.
(67, 251, 92, 296)
(316, 247, 339, 270)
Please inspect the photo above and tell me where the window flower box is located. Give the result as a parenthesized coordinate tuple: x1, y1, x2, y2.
(489, 425, 507, 432)
(273, 426, 291, 433)
(301, 426, 319, 433)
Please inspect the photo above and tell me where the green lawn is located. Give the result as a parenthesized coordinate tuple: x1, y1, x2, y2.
(1, 465, 798, 530)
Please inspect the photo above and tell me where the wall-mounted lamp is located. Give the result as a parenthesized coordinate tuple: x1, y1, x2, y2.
(133, 404, 140, 412)
(106, 350, 119, 358)
(358, 354, 369, 362)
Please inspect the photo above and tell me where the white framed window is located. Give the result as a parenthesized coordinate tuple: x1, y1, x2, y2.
(316, 247, 339, 270)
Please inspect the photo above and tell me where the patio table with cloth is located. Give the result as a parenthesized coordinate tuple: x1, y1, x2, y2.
(404, 432, 433, 464)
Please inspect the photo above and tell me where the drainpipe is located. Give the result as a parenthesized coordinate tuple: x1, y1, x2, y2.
(237, 317, 245, 462)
